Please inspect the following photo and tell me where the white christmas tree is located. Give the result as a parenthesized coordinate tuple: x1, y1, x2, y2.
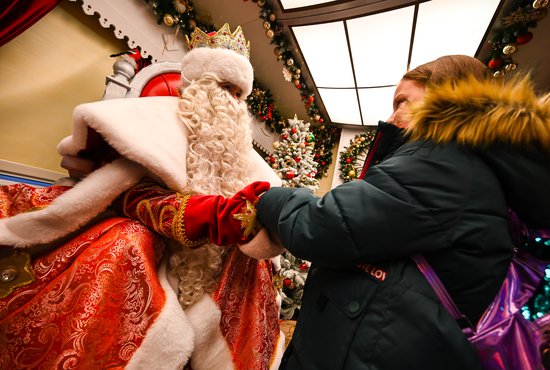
(267, 115, 319, 192)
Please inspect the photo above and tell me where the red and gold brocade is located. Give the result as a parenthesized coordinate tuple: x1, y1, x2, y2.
(0, 183, 281, 369)
(0, 184, 166, 369)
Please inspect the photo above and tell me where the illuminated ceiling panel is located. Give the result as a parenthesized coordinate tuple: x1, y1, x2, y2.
(290, 0, 501, 126)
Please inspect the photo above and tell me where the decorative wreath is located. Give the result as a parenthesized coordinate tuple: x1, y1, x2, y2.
(338, 131, 375, 183)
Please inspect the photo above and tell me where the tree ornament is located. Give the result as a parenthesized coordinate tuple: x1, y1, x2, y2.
(345, 158, 352, 164)
(533, 0, 549, 9)
(516, 31, 534, 44)
(348, 169, 356, 178)
(283, 278, 292, 287)
(266, 29, 274, 38)
(502, 43, 518, 55)
(163, 14, 175, 26)
(273, 141, 280, 149)
(269, 13, 277, 22)
(258, 0, 266, 6)
(286, 58, 294, 66)
(173, 0, 188, 13)
(505, 62, 518, 71)
(274, 47, 281, 56)
(291, 128, 297, 134)
(488, 58, 503, 70)
(293, 79, 301, 86)
(494, 70, 506, 78)
(286, 171, 295, 180)
(313, 114, 320, 122)
(282, 68, 292, 82)
(263, 21, 271, 30)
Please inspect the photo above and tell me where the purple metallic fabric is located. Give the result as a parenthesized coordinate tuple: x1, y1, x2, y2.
(473, 252, 546, 370)
(414, 250, 547, 369)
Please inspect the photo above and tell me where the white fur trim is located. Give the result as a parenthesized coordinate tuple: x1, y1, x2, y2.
(186, 295, 234, 370)
(270, 330, 286, 370)
(126, 260, 194, 370)
(58, 96, 190, 193)
(239, 228, 286, 260)
(0, 158, 144, 247)
(181, 48, 253, 98)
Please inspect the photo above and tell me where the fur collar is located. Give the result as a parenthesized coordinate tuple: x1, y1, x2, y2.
(407, 75, 550, 150)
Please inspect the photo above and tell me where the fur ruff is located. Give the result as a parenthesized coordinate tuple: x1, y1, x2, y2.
(181, 48, 254, 98)
(126, 260, 195, 370)
(0, 158, 145, 247)
(407, 75, 550, 150)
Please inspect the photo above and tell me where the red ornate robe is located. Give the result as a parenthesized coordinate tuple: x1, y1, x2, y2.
(0, 184, 283, 369)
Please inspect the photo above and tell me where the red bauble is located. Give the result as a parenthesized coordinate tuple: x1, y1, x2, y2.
(345, 158, 352, 163)
(319, 118, 324, 124)
(488, 58, 503, 70)
(285, 172, 295, 179)
(516, 31, 533, 45)
(295, 157, 301, 162)
(269, 156, 275, 163)
(308, 96, 315, 104)
(291, 128, 297, 134)
(296, 84, 302, 89)
(299, 262, 309, 271)
(283, 278, 292, 287)
(281, 134, 288, 140)
(321, 161, 326, 166)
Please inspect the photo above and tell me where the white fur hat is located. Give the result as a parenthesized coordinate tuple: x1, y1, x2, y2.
(182, 24, 254, 98)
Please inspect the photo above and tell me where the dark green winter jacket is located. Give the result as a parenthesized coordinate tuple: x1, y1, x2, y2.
(257, 76, 550, 369)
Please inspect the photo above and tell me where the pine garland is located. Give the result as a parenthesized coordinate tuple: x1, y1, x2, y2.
(485, 0, 548, 77)
(338, 131, 375, 183)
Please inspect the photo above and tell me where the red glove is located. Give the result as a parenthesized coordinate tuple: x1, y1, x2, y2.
(115, 181, 270, 247)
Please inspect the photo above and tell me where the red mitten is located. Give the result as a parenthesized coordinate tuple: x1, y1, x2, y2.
(116, 181, 270, 248)
(184, 181, 271, 246)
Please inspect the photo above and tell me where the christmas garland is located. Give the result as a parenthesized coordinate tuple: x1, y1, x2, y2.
(338, 131, 375, 183)
(485, 0, 548, 76)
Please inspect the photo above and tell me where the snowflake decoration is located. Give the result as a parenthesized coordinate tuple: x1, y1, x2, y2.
(282, 67, 292, 82)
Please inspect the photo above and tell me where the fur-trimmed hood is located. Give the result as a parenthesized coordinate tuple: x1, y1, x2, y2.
(408, 76, 550, 229)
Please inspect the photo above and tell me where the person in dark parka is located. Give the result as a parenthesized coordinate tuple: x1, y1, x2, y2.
(255, 55, 550, 369)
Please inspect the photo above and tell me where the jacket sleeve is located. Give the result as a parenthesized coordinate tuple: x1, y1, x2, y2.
(257, 145, 469, 267)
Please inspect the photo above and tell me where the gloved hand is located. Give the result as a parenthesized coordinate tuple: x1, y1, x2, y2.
(115, 180, 271, 248)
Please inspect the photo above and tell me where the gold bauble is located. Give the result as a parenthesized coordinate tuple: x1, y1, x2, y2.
(163, 14, 175, 27)
(502, 43, 517, 55)
(293, 74, 300, 80)
(493, 70, 505, 78)
(505, 63, 517, 71)
(269, 13, 277, 22)
(533, 0, 549, 9)
(263, 21, 271, 30)
(348, 170, 356, 178)
(293, 79, 301, 86)
(258, 0, 266, 6)
(274, 47, 281, 56)
(266, 29, 275, 38)
(313, 115, 321, 122)
(286, 58, 294, 66)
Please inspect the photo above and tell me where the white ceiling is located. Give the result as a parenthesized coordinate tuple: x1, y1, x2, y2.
(194, 0, 550, 128)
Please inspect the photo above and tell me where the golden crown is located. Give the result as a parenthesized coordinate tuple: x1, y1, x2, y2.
(185, 23, 250, 59)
